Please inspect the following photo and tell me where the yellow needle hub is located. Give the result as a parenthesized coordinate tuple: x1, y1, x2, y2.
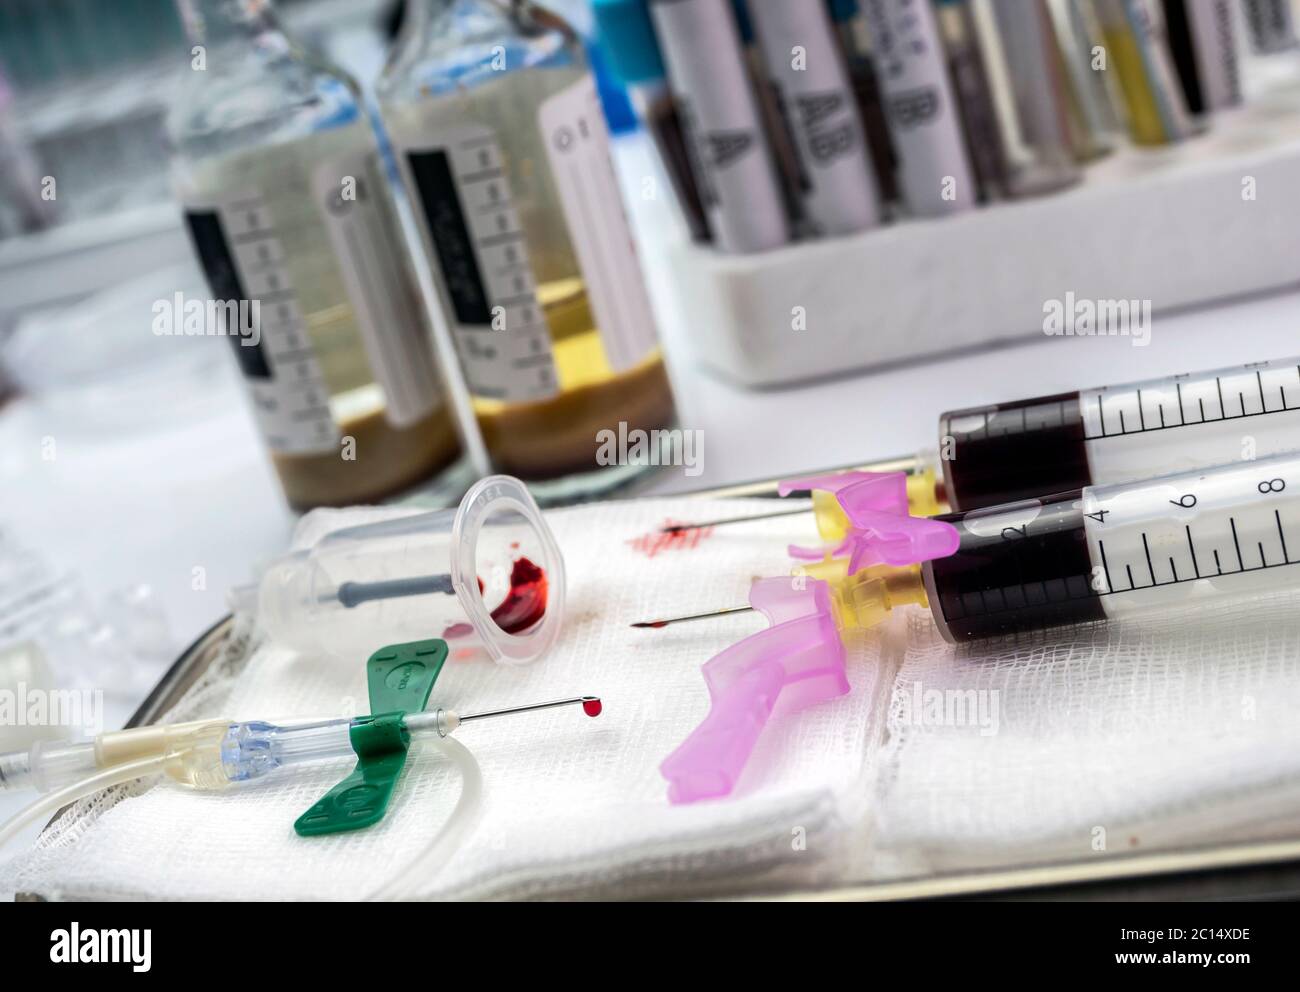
(793, 556, 929, 632)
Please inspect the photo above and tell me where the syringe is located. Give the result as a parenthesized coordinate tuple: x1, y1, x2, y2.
(667, 356, 1300, 533)
(938, 356, 1300, 510)
(0, 695, 601, 795)
(639, 450, 1300, 643)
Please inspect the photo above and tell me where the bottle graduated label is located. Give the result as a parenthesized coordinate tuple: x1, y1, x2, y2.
(183, 192, 339, 455)
(538, 74, 661, 373)
(310, 149, 441, 428)
(403, 126, 561, 404)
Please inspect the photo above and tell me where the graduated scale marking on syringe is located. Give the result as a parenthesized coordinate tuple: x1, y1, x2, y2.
(1083, 458, 1299, 603)
(664, 356, 1300, 536)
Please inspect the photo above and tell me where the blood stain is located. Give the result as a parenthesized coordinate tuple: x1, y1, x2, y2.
(627, 521, 714, 559)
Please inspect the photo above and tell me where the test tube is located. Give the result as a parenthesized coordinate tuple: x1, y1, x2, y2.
(1242, 0, 1298, 53)
(827, 0, 901, 207)
(935, 0, 1010, 201)
(1163, 0, 1243, 114)
(1047, 0, 1126, 157)
(988, 0, 1083, 188)
(592, 0, 712, 242)
(647, 0, 791, 252)
(746, 0, 882, 236)
(1093, 0, 1195, 144)
(859, 0, 977, 216)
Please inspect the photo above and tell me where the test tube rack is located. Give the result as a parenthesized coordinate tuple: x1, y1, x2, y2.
(657, 88, 1300, 388)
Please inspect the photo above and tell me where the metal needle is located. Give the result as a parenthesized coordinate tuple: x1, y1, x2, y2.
(630, 605, 754, 629)
(457, 695, 603, 723)
(659, 506, 811, 534)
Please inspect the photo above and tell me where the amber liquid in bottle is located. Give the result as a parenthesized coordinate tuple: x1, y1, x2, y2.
(382, 8, 676, 488)
(172, 0, 461, 510)
(183, 125, 460, 508)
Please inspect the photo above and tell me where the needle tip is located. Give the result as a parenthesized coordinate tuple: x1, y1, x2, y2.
(630, 620, 668, 629)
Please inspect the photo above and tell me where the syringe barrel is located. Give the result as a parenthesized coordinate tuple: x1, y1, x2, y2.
(939, 393, 1090, 511)
(923, 452, 1300, 642)
(922, 490, 1103, 642)
(250, 475, 565, 666)
(940, 357, 1300, 511)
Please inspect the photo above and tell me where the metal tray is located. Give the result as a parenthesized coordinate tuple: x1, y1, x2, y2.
(50, 464, 1300, 900)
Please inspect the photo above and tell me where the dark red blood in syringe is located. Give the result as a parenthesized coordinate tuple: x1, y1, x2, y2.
(582, 697, 603, 718)
(488, 557, 548, 635)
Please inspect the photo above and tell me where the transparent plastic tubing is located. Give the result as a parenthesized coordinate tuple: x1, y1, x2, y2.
(365, 736, 484, 901)
(0, 755, 171, 853)
(0, 742, 484, 900)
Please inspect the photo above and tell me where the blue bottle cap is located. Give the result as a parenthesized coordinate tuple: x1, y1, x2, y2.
(591, 0, 665, 85)
(587, 40, 639, 136)
(731, 0, 753, 43)
(826, 0, 860, 21)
